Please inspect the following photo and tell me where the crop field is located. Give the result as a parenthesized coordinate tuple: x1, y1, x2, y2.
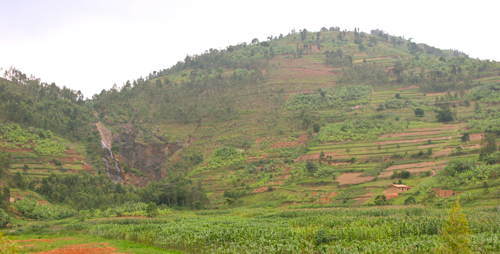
(54, 206, 500, 254)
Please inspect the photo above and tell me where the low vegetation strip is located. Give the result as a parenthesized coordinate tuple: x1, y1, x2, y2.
(316, 119, 406, 142)
(284, 85, 372, 111)
(66, 206, 500, 254)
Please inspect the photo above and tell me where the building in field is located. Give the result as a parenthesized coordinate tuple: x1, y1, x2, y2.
(385, 184, 411, 193)
(430, 188, 454, 198)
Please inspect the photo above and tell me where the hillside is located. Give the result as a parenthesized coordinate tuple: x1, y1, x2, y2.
(84, 28, 500, 209)
(2, 27, 500, 254)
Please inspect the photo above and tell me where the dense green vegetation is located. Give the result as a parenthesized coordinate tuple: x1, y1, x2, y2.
(64, 206, 500, 254)
(316, 118, 406, 141)
(0, 124, 66, 156)
(284, 86, 372, 111)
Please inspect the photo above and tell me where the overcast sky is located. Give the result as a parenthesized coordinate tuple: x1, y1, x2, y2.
(1, 0, 498, 98)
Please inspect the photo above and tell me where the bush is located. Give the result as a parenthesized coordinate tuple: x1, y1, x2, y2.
(414, 108, 424, 117)
(313, 124, 320, 133)
(306, 161, 317, 173)
(436, 105, 454, 122)
(0, 209, 11, 227)
(404, 196, 416, 205)
(374, 195, 388, 206)
(146, 202, 158, 218)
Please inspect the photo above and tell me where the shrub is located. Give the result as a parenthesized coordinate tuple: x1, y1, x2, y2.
(414, 108, 424, 117)
(146, 202, 158, 218)
(313, 124, 320, 133)
(306, 161, 317, 173)
(404, 196, 416, 205)
(0, 209, 11, 227)
(436, 105, 454, 122)
(374, 195, 388, 206)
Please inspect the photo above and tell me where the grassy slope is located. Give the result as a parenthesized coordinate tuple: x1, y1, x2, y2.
(159, 31, 499, 208)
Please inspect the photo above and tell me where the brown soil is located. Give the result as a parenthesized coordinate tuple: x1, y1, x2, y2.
(352, 193, 375, 206)
(38, 200, 50, 205)
(82, 164, 92, 170)
(335, 173, 374, 185)
(419, 144, 436, 149)
(433, 149, 451, 157)
(31, 243, 128, 254)
(385, 162, 435, 171)
(378, 171, 394, 178)
(253, 187, 269, 193)
(469, 133, 484, 142)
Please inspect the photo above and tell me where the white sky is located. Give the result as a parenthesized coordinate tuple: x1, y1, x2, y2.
(1, 0, 498, 98)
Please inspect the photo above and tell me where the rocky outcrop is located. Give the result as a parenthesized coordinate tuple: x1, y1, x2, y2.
(113, 130, 181, 183)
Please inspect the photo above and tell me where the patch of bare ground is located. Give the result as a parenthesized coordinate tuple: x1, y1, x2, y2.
(31, 243, 128, 254)
(378, 171, 394, 178)
(335, 173, 374, 185)
(320, 192, 338, 204)
(469, 133, 484, 142)
(419, 144, 436, 149)
(433, 149, 452, 157)
(253, 187, 269, 193)
(352, 193, 375, 206)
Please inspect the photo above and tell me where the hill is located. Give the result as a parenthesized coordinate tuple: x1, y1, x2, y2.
(1, 27, 500, 210)
(2, 26, 500, 254)
(84, 27, 500, 209)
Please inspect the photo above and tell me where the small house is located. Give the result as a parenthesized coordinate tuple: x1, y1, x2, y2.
(385, 184, 411, 194)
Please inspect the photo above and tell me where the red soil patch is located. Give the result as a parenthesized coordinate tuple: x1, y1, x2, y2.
(335, 173, 374, 185)
(253, 187, 269, 193)
(38, 200, 50, 205)
(9, 207, 22, 216)
(469, 133, 484, 142)
(32, 243, 128, 254)
(385, 193, 398, 199)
